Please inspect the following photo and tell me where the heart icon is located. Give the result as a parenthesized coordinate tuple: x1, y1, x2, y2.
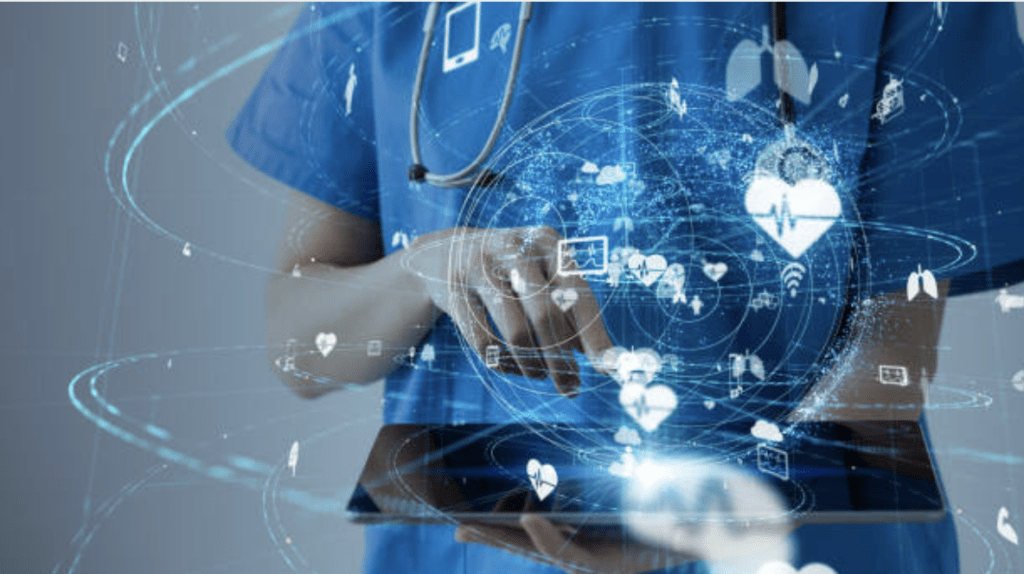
(701, 258, 728, 282)
(628, 253, 668, 287)
(620, 382, 678, 432)
(757, 561, 837, 574)
(551, 287, 579, 311)
(611, 348, 662, 386)
(745, 176, 841, 259)
(315, 332, 337, 357)
(526, 458, 558, 501)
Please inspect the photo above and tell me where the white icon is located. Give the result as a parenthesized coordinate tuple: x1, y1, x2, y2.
(667, 77, 687, 119)
(620, 381, 678, 432)
(367, 340, 382, 357)
(166, 358, 173, 369)
(756, 561, 837, 574)
(749, 290, 781, 311)
(726, 25, 817, 105)
(704, 399, 716, 410)
(608, 347, 662, 386)
(421, 343, 436, 366)
(526, 458, 558, 501)
(731, 352, 767, 382)
(996, 289, 1024, 313)
(116, 41, 128, 63)
(182, 242, 192, 257)
(751, 420, 784, 443)
(283, 339, 298, 372)
(551, 287, 579, 312)
(291, 264, 302, 278)
(315, 332, 337, 357)
(557, 236, 608, 277)
(509, 268, 527, 294)
(391, 231, 410, 249)
(746, 176, 841, 259)
(614, 425, 642, 446)
(872, 75, 905, 124)
(750, 248, 765, 262)
(344, 63, 357, 116)
(706, 149, 732, 170)
(608, 448, 638, 478)
(485, 344, 500, 368)
(781, 262, 806, 297)
(838, 93, 850, 108)
(1016, 2, 1024, 47)
(613, 216, 635, 232)
(489, 22, 511, 54)
(879, 365, 909, 386)
(907, 265, 939, 301)
(607, 259, 624, 287)
(757, 443, 790, 481)
(443, 2, 480, 73)
(701, 258, 728, 283)
(596, 165, 628, 186)
(1012, 369, 1024, 392)
(729, 385, 744, 400)
(287, 441, 299, 477)
(690, 295, 704, 316)
(663, 354, 680, 371)
(998, 506, 1019, 545)
(580, 161, 600, 174)
(656, 265, 687, 304)
(628, 253, 668, 287)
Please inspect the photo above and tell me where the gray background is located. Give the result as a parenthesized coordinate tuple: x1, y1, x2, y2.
(0, 3, 1021, 573)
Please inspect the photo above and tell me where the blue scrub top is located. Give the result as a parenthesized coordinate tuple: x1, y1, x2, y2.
(228, 3, 1024, 572)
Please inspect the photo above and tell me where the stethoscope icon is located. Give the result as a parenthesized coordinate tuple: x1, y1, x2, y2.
(407, 2, 793, 190)
(408, 2, 532, 189)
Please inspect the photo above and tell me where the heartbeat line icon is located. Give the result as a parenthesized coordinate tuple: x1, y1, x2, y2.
(745, 176, 841, 259)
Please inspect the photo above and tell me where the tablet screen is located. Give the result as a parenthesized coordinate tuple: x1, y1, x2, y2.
(347, 421, 945, 525)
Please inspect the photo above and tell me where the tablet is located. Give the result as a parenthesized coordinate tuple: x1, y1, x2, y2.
(346, 420, 946, 526)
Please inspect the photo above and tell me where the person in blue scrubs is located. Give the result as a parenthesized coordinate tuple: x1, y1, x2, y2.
(228, 3, 1024, 572)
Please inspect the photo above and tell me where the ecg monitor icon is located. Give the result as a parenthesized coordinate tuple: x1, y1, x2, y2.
(557, 236, 608, 276)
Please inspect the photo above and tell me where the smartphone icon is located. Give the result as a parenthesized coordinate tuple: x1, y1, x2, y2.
(443, 2, 480, 73)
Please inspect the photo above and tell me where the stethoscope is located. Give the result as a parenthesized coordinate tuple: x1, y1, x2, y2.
(408, 2, 793, 189)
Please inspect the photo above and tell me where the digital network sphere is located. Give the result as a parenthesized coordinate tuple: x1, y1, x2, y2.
(454, 82, 867, 438)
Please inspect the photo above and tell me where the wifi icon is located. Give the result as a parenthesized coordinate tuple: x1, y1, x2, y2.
(781, 262, 806, 297)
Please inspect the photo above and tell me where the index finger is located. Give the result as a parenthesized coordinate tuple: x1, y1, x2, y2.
(552, 273, 614, 374)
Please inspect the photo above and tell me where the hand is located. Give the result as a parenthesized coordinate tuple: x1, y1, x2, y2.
(406, 226, 613, 397)
(455, 514, 693, 574)
(788, 281, 949, 423)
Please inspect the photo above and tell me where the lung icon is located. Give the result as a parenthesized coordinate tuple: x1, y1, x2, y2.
(726, 25, 817, 105)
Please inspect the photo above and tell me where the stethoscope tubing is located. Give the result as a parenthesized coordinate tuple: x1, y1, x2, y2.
(408, 2, 790, 189)
(408, 2, 533, 188)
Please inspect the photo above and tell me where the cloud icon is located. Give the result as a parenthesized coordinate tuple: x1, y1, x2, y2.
(751, 420, 783, 443)
(581, 161, 599, 174)
(614, 425, 642, 446)
(596, 165, 627, 186)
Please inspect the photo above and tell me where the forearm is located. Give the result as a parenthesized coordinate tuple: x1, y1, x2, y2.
(788, 281, 949, 422)
(265, 252, 436, 398)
